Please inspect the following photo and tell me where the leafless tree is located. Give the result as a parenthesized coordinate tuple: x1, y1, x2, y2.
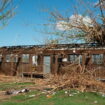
(44, 0, 105, 45)
(0, 0, 17, 28)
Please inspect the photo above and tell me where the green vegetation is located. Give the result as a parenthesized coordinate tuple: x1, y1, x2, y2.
(0, 82, 34, 91)
(0, 89, 105, 105)
(0, 82, 105, 105)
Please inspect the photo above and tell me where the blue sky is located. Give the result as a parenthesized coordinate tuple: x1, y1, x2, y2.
(0, 0, 97, 46)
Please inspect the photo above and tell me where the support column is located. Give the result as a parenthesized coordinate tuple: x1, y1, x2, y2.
(103, 53, 105, 66)
(54, 55, 59, 74)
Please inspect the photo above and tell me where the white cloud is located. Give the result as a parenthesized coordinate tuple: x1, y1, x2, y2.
(70, 14, 83, 22)
(69, 14, 93, 27)
(83, 16, 93, 26)
(56, 14, 93, 31)
(56, 21, 70, 31)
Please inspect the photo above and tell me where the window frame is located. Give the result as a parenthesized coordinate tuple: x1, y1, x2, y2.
(92, 54, 103, 64)
(22, 54, 30, 63)
(68, 54, 82, 64)
(5, 54, 11, 62)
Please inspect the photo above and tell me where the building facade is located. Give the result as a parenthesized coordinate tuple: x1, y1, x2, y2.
(0, 43, 105, 78)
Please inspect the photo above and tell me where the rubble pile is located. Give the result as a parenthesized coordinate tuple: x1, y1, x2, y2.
(46, 64, 105, 92)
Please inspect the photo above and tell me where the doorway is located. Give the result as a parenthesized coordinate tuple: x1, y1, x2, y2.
(43, 56, 51, 74)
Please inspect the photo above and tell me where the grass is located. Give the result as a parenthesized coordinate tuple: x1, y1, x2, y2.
(0, 82, 35, 91)
(0, 81, 105, 105)
(0, 89, 105, 105)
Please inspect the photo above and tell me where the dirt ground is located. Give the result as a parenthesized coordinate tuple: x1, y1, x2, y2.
(0, 73, 105, 101)
(0, 74, 49, 101)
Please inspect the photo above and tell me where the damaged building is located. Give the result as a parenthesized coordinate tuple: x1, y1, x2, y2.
(0, 43, 105, 78)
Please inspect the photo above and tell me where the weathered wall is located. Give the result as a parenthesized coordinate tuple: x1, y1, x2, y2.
(0, 45, 105, 77)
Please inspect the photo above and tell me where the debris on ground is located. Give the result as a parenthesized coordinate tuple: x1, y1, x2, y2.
(34, 64, 105, 93)
(94, 100, 98, 104)
(5, 89, 29, 95)
(28, 94, 36, 98)
(0, 63, 105, 99)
